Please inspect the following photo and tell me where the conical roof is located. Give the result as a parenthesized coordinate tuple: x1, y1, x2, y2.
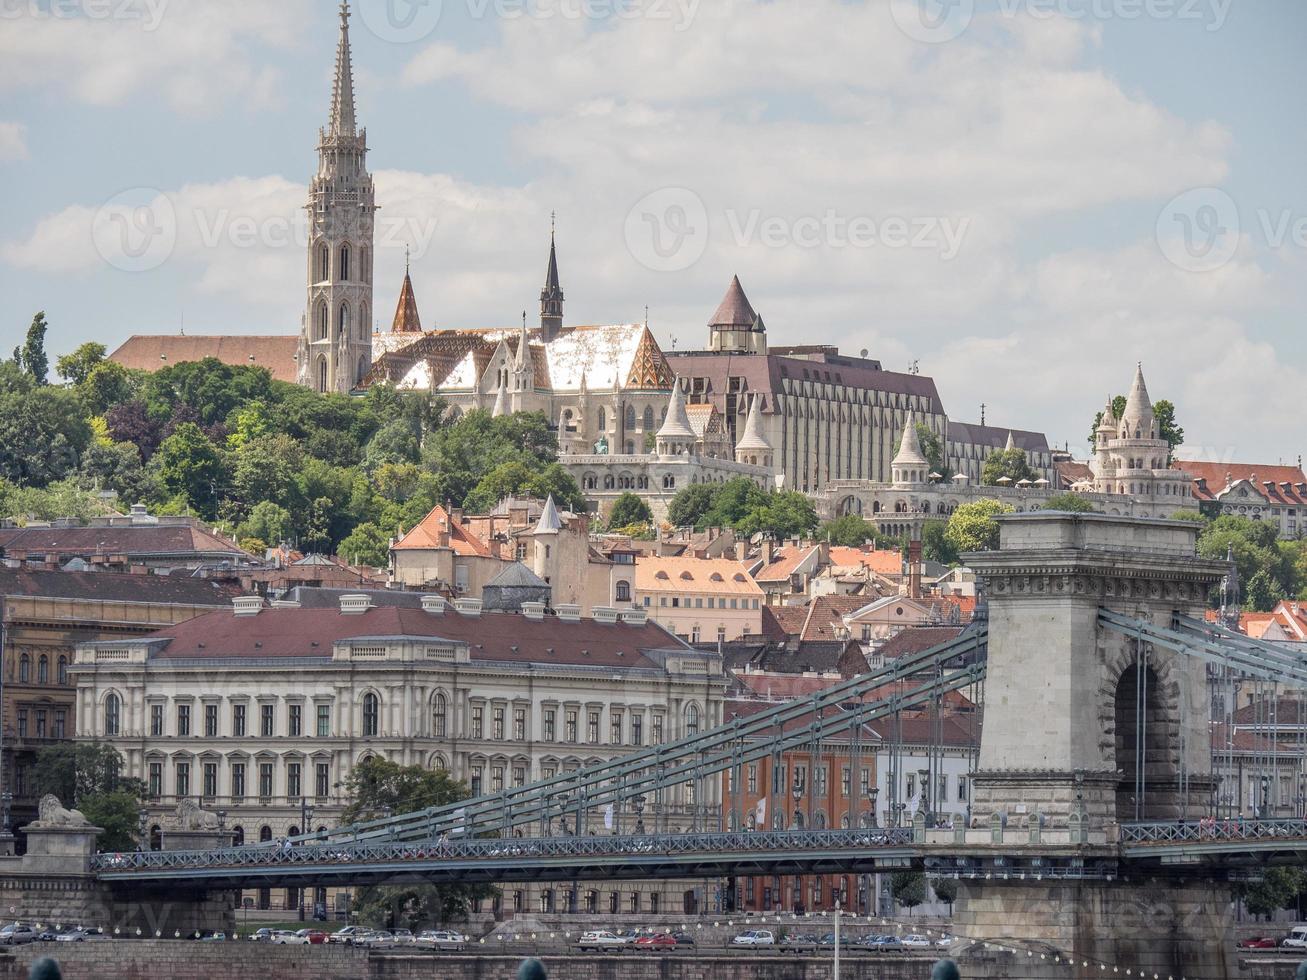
(657, 379, 696, 442)
(486, 562, 549, 589)
(391, 269, 422, 333)
(892, 416, 929, 468)
(491, 377, 509, 417)
(1122, 363, 1154, 428)
(735, 395, 772, 453)
(1004, 431, 1016, 452)
(709, 275, 758, 328)
(328, 2, 357, 138)
(534, 494, 562, 534)
(1098, 395, 1118, 429)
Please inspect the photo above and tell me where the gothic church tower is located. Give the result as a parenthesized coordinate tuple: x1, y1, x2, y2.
(298, 2, 376, 393)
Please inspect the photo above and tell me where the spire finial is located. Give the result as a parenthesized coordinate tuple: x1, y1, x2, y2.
(328, 1, 357, 138)
(405, 243, 410, 275)
(551, 210, 556, 238)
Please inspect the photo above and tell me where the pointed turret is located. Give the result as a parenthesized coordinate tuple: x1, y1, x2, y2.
(540, 221, 565, 342)
(734, 394, 773, 469)
(1004, 431, 1016, 452)
(892, 415, 929, 487)
(390, 255, 422, 333)
(534, 494, 562, 535)
(328, 2, 357, 139)
(708, 276, 766, 354)
(656, 378, 695, 455)
(1121, 363, 1155, 437)
(491, 376, 509, 418)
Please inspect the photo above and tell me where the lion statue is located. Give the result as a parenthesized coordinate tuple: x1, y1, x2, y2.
(35, 795, 89, 828)
(173, 798, 221, 832)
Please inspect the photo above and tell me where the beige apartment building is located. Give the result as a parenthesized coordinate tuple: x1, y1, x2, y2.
(635, 556, 765, 643)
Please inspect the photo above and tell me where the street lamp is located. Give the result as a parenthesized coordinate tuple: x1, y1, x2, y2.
(298, 798, 314, 922)
(136, 808, 148, 852)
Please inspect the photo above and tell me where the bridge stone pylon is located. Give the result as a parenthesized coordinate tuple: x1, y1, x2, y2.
(965, 513, 1227, 834)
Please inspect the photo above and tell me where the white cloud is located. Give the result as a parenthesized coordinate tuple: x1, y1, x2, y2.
(0, 122, 28, 161)
(0, 0, 310, 114)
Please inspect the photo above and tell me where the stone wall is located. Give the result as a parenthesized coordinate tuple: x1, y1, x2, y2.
(0, 945, 937, 980)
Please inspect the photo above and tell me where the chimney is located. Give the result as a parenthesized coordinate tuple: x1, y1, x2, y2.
(593, 606, 620, 624)
(232, 596, 264, 617)
(421, 595, 448, 615)
(734, 541, 748, 562)
(339, 594, 374, 615)
(908, 539, 923, 600)
(760, 539, 774, 565)
(522, 601, 546, 621)
(556, 604, 582, 623)
(454, 597, 483, 618)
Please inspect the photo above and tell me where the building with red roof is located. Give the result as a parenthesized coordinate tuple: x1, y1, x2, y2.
(1178, 459, 1307, 539)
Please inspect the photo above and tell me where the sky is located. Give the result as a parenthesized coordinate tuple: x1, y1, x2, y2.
(1, 0, 1304, 463)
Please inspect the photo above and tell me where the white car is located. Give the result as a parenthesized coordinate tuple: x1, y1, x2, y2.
(390, 929, 416, 946)
(328, 926, 366, 945)
(416, 930, 468, 951)
(577, 931, 627, 952)
(1283, 926, 1307, 949)
(270, 929, 307, 945)
(901, 934, 932, 948)
(361, 931, 395, 948)
(731, 929, 776, 947)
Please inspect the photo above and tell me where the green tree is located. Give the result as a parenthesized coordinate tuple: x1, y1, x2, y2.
(422, 410, 560, 508)
(944, 500, 1013, 554)
(1242, 867, 1307, 920)
(821, 514, 883, 548)
(703, 477, 771, 530)
(897, 422, 949, 478)
(14, 312, 50, 384)
(235, 501, 295, 547)
(736, 491, 819, 540)
(1089, 396, 1128, 450)
(151, 422, 225, 519)
(29, 742, 144, 852)
(230, 433, 306, 514)
(0, 365, 92, 484)
(78, 361, 136, 416)
(338, 521, 390, 567)
(667, 484, 719, 530)
(56, 341, 107, 385)
(342, 757, 492, 928)
(921, 519, 958, 566)
(929, 876, 958, 914)
(891, 871, 927, 914)
(981, 448, 1035, 487)
(463, 460, 586, 515)
(1196, 516, 1299, 612)
(1039, 492, 1097, 514)
(608, 492, 653, 530)
(1153, 399, 1184, 461)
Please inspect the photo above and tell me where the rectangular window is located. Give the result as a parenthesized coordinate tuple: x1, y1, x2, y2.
(513, 766, 525, 788)
(470, 766, 483, 796)
(288, 704, 303, 738)
(542, 765, 557, 781)
(491, 766, 504, 792)
(906, 774, 916, 800)
(651, 715, 664, 744)
(543, 709, 556, 742)
(748, 764, 758, 794)
(204, 703, 218, 737)
(287, 763, 302, 799)
(233, 703, 247, 737)
(35, 710, 46, 738)
(175, 762, 191, 798)
(610, 711, 623, 745)
(471, 705, 484, 739)
(203, 762, 217, 798)
(17, 710, 26, 738)
(860, 768, 871, 795)
(232, 763, 246, 801)
(587, 711, 600, 744)
(514, 708, 527, 741)
(842, 767, 851, 797)
(148, 763, 162, 799)
(727, 768, 736, 792)
(259, 763, 273, 799)
(150, 704, 164, 736)
(957, 776, 968, 802)
(492, 706, 505, 740)
(631, 714, 643, 746)
(260, 704, 274, 738)
(316, 763, 330, 799)
(53, 709, 65, 739)
(177, 704, 191, 737)
(317, 704, 331, 737)
(565, 710, 578, 743)
(938, 775, 948, 804)
(814, 766, 827, 796)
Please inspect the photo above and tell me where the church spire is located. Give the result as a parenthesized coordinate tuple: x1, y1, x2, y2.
(328, 2, 357, 139)
(390, 249, 422, 333)
(540, 213, 564, 342)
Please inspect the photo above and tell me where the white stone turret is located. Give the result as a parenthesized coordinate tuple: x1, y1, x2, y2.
(734, 394, 773, 469)
(1120, 362, 1156, 440)
(491, 376, 509, 418)
(892, 415, 930, 487)
(656, 378, 695, 457)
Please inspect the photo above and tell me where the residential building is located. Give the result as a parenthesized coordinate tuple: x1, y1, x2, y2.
(634, 556, 765, 642)
(72, 592, 726, 916)
(746, 541, 827, 603)
(1179, 460, 1307, 539)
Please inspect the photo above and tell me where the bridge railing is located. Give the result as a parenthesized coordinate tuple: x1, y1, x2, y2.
(92, 827, 916, 875)
(1121, 819, 1307, 845)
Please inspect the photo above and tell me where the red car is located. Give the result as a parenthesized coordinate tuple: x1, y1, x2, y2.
(297, 929, 330, 945)
(635, 934, 678, 950)
(1237, 937, 1278, 949)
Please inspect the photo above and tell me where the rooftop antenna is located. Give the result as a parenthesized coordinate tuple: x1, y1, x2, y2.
(980, 403, 986, 426)
(180, 310, 185, 336)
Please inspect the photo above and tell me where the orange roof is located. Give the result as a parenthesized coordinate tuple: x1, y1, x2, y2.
(635, 556, 763, 595)
(393, 505, 493, 558)
(110, 335, 299, 383)
(752, 544, 821, 583)
(828, 546, 903, 577)
(1177, 460, 1307, 506)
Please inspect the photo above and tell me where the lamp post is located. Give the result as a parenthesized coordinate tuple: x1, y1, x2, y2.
(137, 808, 148, 852)
(298, 798, 314, 922)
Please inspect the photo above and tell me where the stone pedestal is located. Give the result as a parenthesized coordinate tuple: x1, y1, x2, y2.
(954, 876, 1238, 980)
(22, 823, 104, 874)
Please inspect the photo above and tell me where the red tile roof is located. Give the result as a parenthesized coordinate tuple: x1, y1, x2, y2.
(866, 712, 979, 748)
(1177, 461, 1307, 506)
(393, 505, 493, 557)
(110, 335, 299, 383)
(828, 547, 903, 577)
(800, 595, 870, 642)
(0, 568, 241, 606)
(139, 604, 691, 668)
(0, 522, 247, 561)
(873, 626, 966, 661)
(752, 545, 821, 583)
(760, 605, 808, 641)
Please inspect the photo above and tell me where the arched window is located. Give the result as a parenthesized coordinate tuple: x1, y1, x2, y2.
(338, 302, 351, 341)
(359, 303, 370, 341)
(232, 826, 245, 846)
(317, 302, 329, 341)
(317, 243, 329, 281)
(356, 355, 368, 384)
(642, 406, 655, 430)
(37, 656, 48, 684)
(259, 825, 273, 843)
(57, 656, 67, 686)
(18, 654, 29, 683)
(433, 694, 447, 737)
(598, 407, 606, 432)
(625, 404, 636, 429)
(685, 703, 700, 736)
(317, 358, 329, 393)
(363, 693, 379, 737)
(431, 753, 448, 772)
(339, 244, 351, 281)
(361, 246, 369, 280)
(615, 581, 631, 602)
(103, 693, 121, 736)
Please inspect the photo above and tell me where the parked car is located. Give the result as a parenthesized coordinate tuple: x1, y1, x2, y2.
(613, 929, 640, 944)
(327, 926, 365, 944)
(936, 935, 956, 948)
(577, 930, 627, 952)
(731, 929, 776, 947)
(269, 929, 306, 945)
(295, 929, 329, 945)
(901, 934, 932, 948)
(1283, 927, 1307, 949)
(869, 935, 902, 948)
(247, 928, 274, 943)
(1237, 937, 1279, 949)
(671, 932, 696, 946)
(389, 929, 416, 946)
(0, 924, 40, 946)
(197, 932, 226, 943)
(55, 928, 106, 943)
(415, 930, 467, 951)
(634, 933, 678, 950)
(361, 931, 395, 948)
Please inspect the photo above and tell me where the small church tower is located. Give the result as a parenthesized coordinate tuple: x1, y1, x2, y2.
(298, 2, 376, 393)
(540, 219, 565, 342)
(708, 275, 767, 355)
